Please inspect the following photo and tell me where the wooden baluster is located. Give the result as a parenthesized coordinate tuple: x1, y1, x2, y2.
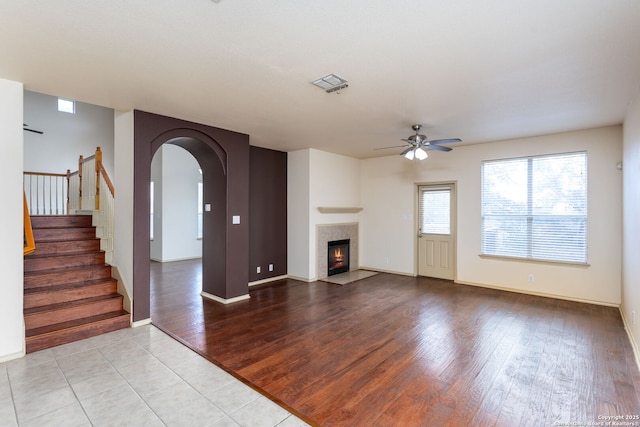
(95, 147, 102, 210)
(78, 155, 83, 210)
(66, 169, 71, 215)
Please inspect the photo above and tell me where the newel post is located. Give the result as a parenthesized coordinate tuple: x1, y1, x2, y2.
(78, 155, 83, 210)
(66, 169, 71, 214)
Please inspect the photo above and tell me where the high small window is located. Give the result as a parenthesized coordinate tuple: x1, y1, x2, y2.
(150, 181, 154, 241)
(481, 152, 587, 264)
(57, 98, 75, 114)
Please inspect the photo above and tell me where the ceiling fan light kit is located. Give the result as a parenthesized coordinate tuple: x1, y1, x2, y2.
(377, 124, 462, 160)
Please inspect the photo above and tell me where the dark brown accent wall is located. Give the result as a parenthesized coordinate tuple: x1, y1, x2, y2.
(249, 146, 287, 282)
(133, 110, 250, 322)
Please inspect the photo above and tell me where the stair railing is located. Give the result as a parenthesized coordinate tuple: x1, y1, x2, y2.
(24, 147, 115, 262)
(23, 192, 36, 256)
(23, 171, 69, 215)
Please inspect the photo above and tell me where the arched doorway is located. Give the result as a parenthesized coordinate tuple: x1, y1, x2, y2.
(132, 111, 250, 323)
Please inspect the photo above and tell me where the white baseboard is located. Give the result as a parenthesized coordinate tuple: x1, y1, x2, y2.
(201, 292, 250, 304)
(0, 349, 26, 363)
(131, 318, 151, 328)
(150, 256, 202, 263)
(287, 275, 316, 283)
(454, 279, 619, 307)
(620, 308, 640, 372)
(358, 266, 416, 277)
(249, 275, 288, 287)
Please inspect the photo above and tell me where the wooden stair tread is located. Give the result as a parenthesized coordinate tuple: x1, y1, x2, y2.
(30, 215, 93, 229)
(24, 294, 123, 315)
(24, 263, 110, 276)
(26, 310, 130, 338)
(27, 249, 101, 259)
(25, 214, 129, 352)
(24, 278, 117, 295)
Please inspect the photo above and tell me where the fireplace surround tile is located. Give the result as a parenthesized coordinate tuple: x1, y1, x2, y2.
(316, 223, 358, 280)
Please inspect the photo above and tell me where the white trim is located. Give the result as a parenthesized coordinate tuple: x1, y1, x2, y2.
(620, 308, 640, 372)
(201, 292, 250, 304)
(0, 350, 25, 363)
(249, 275, 288, 287)
(454, 280, 619, 308)
(150, 256, 203, 263)
(131, 318, 151, 327)
(287, 275, 316, 283)
(359, 266, 416, 277)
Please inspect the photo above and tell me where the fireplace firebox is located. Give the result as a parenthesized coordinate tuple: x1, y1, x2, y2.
(328, 239, 350, 276)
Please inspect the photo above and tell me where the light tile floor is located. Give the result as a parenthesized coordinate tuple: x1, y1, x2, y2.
(0, 325, 310, 427)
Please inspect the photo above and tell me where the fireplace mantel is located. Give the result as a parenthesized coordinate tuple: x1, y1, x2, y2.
(317, 207, 362, 214)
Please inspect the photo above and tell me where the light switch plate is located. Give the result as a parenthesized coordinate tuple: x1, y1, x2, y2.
(232, 215, 240, 224)
(205, 204, 212, 212)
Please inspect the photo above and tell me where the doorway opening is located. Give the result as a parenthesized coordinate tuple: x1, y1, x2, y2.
(150, 143, 205, 324)
(417, 183, 457, 280)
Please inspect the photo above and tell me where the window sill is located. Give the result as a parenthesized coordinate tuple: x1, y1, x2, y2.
(479, 254, 590, 267)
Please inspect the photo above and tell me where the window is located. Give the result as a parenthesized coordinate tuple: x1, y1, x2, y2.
(481, 152, 587, 263)
(150, 181, 154, 241)
(57, 98, 75, 114)
(197, 182, 203, 239)
(419, 186, 451, 235)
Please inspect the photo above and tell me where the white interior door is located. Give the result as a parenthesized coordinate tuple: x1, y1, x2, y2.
(418, 184, 455, 280)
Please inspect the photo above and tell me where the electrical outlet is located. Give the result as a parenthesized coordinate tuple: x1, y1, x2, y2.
(256, 266, 261, 274)
(528, 274, 534, 283)
(269, 264, 274, 272)
(384, 257, 390, 264)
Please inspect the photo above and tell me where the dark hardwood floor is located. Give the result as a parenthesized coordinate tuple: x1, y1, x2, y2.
(150, 259, 640, 426)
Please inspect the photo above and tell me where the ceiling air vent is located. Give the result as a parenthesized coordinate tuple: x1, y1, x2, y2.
(310, 74, 349, 94)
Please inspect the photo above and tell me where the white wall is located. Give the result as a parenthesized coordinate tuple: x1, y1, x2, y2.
(150, 148, 163, 261)
(622, 90, 640, 355)
(113, 111, 135, 312)
(287, 149, 311, 280)
(361, 126, 623, 305)
(0, 78, 25, 361)
(23, 91, 114, 175)
(150, 144, 202, 262)
(287, 149, 361, 281)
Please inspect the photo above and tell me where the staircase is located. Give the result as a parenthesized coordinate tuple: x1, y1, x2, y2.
(24, 215, 130, 353)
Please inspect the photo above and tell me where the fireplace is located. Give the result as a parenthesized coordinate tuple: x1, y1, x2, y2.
(328, 239, 350, 276)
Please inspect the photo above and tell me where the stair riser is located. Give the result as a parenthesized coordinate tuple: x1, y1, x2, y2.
(26, 297, 124, 330)
(33, 240, 101, 256)
(31, 215, 93, 229)
(33, 228, 96, 242)
(25, 266, 112, 289)
(24, 280, 118, 309)
(24, 252, 105, 273)
(26, 314, 130, 353)
(25, 214, 129, 353)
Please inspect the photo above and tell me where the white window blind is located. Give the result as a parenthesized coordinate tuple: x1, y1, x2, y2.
(419, 186, 451, 235)
(481, 152, 587, 263)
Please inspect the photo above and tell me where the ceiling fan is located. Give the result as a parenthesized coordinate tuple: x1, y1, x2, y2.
(376, 125, 461, 160)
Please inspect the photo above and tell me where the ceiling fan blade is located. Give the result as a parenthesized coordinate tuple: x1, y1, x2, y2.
(23, 127, 44, 134)
(426, 144, 452, 152)
(373, 144, 410, 151)
(429, 138, 461, 145)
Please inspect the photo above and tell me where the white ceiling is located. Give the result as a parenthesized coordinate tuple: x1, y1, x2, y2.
(2, 0, 639, 158)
